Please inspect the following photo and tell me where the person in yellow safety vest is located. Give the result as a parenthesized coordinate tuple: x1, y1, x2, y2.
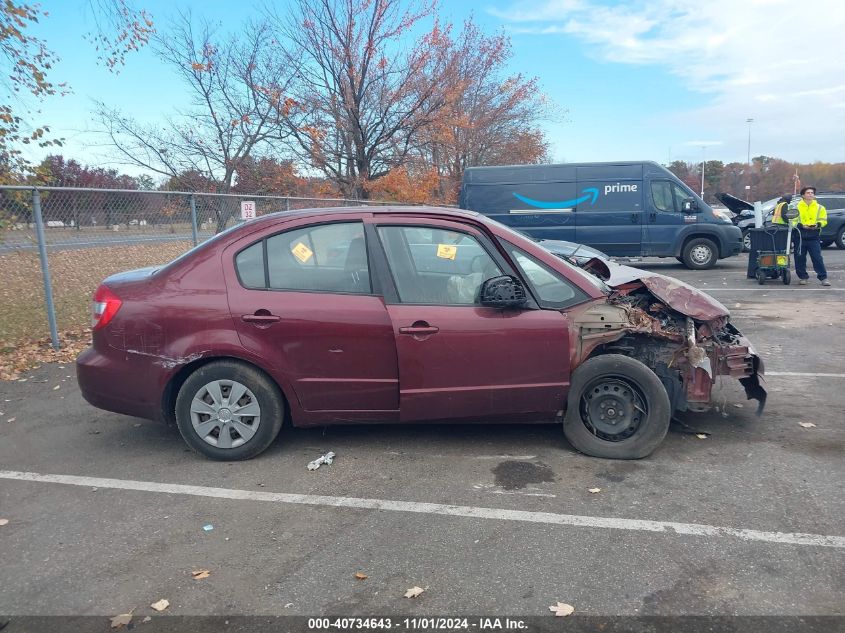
(772, 194, 792, 225)
(791, 186, 830, 286)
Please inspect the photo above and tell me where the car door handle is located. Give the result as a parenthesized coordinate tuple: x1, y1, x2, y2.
(399, 325, 440, 335)
(241, 314, 281, 323)
(631, 213, 639, 223)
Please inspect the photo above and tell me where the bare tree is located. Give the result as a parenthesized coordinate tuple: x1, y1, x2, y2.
(97, 12, 297, 230)
(271, 0, 447, 199)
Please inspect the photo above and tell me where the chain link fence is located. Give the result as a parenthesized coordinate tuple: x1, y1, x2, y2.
(0, 186, 396, 349)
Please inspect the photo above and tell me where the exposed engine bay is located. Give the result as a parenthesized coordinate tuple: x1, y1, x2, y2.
(569, 258, 767, 414)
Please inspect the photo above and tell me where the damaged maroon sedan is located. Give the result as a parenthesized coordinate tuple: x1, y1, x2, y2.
(77, 207, 765, 460)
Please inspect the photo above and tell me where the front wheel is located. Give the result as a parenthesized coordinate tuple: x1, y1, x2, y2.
(742, 230, 751, 252)
(756, 269, 767, 285)
(681, 237, 718, 270)
(175, 360, 285, 461)
(782, 268, 791, 285)
(563, 354, 671, 459)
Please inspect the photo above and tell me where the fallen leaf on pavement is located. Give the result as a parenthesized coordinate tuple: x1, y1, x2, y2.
(150, 599, 169, 612)
(696, 433, 709, 439)
(110, 612, 133, 628)
(549, 602, 575, 617)
(192, 570, 211, 580)
(0, 519, 8, 526)
(53, 385, 60, 390)
(588, 488, 601, 494)
(6, 418, 15, 423)
(404, 586, 426, 598)
(799, 422, 816, 428)
(142, 616, 152, 623)
(354, 572, 368, 580)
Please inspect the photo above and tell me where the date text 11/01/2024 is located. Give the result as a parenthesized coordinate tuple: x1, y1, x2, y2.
(307, 618, 528, 630)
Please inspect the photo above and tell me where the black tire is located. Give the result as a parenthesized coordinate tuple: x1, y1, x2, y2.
(782, 269, 791, 285)
(756, 269, 767, 285)
(836, 225, 845, 250)
(681, 237, 718, 270)
(175, 360, 285, 461)
(741, 229, 751, 252)
(563, 354, 671, 459)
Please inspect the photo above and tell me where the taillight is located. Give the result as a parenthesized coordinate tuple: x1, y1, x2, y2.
(92, 285, 122, 330)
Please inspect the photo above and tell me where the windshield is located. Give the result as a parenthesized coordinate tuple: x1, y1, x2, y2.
(484, 217, 611, 295)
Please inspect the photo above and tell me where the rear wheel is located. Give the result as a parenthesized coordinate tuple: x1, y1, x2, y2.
(563, 354, 671, 459)
(682, 237, 718, 270)
(782, 268, 791, 285)
(175, 360, 285, 461)
(836, 225, 845, 250)
(756, 269, 767, 285)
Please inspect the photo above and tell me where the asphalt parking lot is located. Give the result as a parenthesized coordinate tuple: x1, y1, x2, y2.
(0, 250, 843, 628)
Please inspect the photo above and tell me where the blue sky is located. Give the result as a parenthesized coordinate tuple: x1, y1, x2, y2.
(23, 0, 844, 177)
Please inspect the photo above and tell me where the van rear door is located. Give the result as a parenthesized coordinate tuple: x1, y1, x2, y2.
(574, 165, 643, 256)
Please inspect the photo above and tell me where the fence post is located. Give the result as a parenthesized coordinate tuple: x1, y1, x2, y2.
(189, 194, 199, 246)
(285, 197, 290, 212)
(32, 189, 60, 350)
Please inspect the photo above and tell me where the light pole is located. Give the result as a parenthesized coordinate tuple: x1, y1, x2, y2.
(700, 146, 706, 198)
(746, 118, 754, 165)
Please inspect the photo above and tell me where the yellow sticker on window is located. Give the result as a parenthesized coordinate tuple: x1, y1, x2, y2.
(291, 242, 314, 263)
(436, 244, 457, 260)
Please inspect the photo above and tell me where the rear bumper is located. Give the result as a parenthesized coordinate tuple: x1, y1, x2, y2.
(76, 347, 162, 421)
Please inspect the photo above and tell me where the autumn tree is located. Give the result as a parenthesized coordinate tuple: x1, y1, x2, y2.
(233, 156, 303, 196)
(416, 18, 551, 202)
(97, 13, 299, 230)
(270, 0, 448, 199)
(0, 1, 152, 178)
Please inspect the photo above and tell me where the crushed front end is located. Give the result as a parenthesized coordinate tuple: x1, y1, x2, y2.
(569, 267, 767, 415)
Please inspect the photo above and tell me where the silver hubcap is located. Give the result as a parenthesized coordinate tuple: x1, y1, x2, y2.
(691, 245, 712, 264)
(190, 379, 261, 449)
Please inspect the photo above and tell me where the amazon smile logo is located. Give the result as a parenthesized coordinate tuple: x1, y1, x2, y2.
(512, 188, 600, 209)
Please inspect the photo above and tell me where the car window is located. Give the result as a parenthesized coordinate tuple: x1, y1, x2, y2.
(671, 183, 692, 208)
(504, 244, 587, 308)
(377, 226, 502, 305)
(235, 241, 265, 289)
(236, 222, 370, 293)
(651, 181, 676, 213)
(818, 196, 845, 211)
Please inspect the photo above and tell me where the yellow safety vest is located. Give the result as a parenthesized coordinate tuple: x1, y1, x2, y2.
(791, 200, 828, 228)
(773, 202, 788, 225)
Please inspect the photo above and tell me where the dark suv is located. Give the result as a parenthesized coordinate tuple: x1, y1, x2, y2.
(815, 193, 845, 248)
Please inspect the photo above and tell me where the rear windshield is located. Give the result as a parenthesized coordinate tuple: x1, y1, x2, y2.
(157, 223, 246, 274)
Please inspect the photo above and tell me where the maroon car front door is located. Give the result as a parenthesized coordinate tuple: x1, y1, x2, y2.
(374, 219, 571, 423)
(222, 218, 399, 422)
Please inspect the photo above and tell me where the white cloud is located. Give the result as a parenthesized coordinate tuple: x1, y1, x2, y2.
(490, 0, 845, 162)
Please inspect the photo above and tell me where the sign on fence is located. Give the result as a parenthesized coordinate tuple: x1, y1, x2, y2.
(240, 200, 256, 221)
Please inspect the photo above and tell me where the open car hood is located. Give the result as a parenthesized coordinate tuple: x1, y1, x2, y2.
(715, 192, 754, 214)
(604, 262, 730, 321)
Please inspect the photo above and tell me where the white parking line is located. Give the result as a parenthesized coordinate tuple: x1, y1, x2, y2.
(1, 470, 842, 549)
(767, 372, 845, 378)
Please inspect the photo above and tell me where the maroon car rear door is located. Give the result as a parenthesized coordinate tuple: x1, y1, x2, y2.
(222, 216, 399, 421)
(372, 218, 571, 423)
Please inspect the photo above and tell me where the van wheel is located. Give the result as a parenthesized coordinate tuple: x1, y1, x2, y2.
(563, 354, 670, 459)
(836, 226, 845, 249)
(682, 237, 718, 270)
(742, 230, 751, 252)
(175, 360, 285, 461)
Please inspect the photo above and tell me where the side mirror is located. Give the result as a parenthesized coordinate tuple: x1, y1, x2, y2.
(682, 198, 699, 213)
(480, 275, 528, 308)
